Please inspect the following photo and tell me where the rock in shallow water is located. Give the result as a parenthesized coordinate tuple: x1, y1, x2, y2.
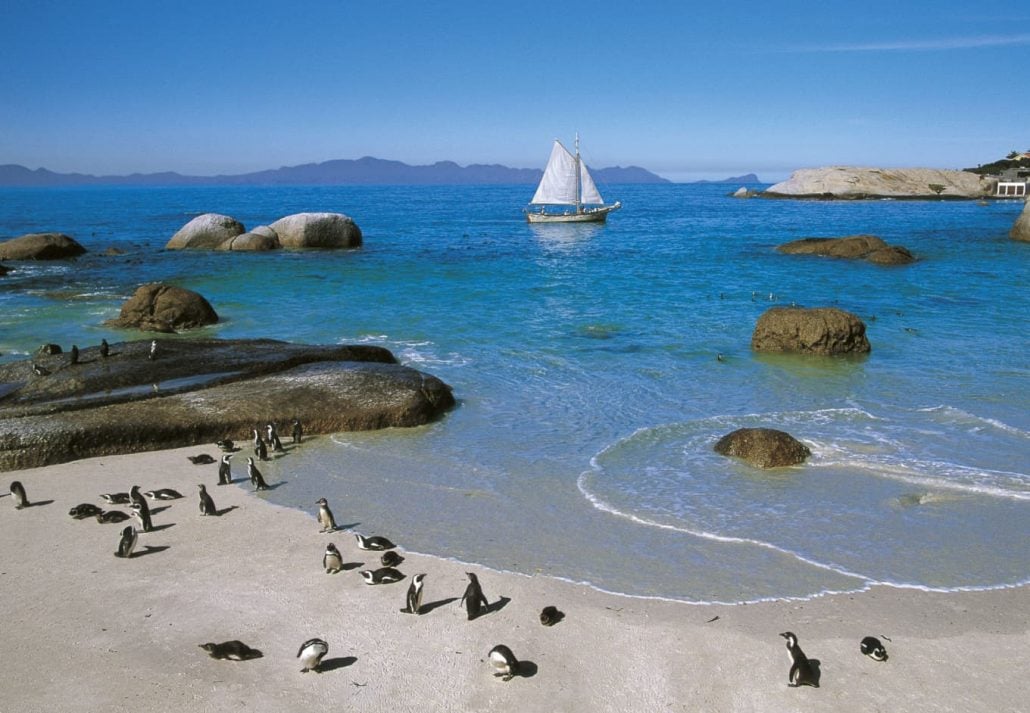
(0, 232, 87, 260)
(105, 283, 219, 333)
(751, 306, 870, 356)
(713, 427, 811, 468)
(1011, 200, 1030, 242)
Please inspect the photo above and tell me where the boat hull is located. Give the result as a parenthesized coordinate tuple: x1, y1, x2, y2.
(525, 202, 621, 224)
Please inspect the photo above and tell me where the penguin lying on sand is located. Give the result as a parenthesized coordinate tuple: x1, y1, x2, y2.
(200, 641, 263, 661)
(860, 636, 889, 662)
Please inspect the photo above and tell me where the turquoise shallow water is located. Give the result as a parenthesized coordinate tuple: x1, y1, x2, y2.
(2, 184, 1027, 602)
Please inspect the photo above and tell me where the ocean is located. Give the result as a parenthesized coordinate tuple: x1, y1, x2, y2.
(1, 183, 1027, 603)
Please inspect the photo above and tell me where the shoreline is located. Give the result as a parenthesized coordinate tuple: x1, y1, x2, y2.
(2, 445, 1027, 711)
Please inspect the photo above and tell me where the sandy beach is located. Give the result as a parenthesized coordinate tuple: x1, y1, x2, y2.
(2, 443, 1027, 712)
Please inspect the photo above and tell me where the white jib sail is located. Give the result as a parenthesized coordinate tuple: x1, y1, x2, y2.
(531, 141, 579, 205)
(578, 160, 604, 205)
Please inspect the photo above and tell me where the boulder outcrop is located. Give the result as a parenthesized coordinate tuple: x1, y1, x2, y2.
(777, 235, 915, 265)
(0, 339, 455, 470)
(269, 212, 362, 249)
(752, 306, 870, 356)
(713, 427, 811, 468)
(0, 233, 87, 260)
(221, 225, 280, 251)
(165, 213, 245, 250)
(105, 283, 219, 333)
(764, 167, 989, 199)
(1011, 200, 1030, 242)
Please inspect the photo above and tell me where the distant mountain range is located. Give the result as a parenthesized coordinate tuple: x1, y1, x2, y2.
(0, 157, 675, 187)
(694, 173, 760, 184)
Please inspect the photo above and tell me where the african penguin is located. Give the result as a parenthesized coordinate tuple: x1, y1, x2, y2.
(130, 502, 153, 532)
(267, 423, 284, 452)
(100, 492, 130, 505)
(99, 338, 109, 358)
(359, 567, 405, 585)
(129, 485, 147, 511)
(291, 418, 303, 444)
(460, 572, 489, 621)
(69, 503, 103, 519)
(539, 605, 564, 626)
(488, 644, 520, 681)
(148, 340, 157, 360)
(187, 454, 216, 465)
(198, 484, 217, 516)
(860, 636, 889, 662)
(217, 454, 233, 485)
(145, 488, 183, 500)
(296, 638, 329, 673)
(114, 526, 138, 558)
(780, 631, 819, 688)
(316, 498, 337, 533)
(69, 345, 79, 365)
(216, 439, 235, 452)
(246, 457, 269, 491)
(95, 510, 131, 524)
(9, 480, 29, 509)
(355, 533, 395, 551)
(31, 363, 50, 376)
(401, 573, 426, 614)
(380, 551, 404, 568)
(253, 430, 268, 462)
(199, 641, 263, 661)
(322, 543, 343, 574)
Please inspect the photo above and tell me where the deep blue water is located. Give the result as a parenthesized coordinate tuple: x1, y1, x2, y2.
(2, 184, 1027, 602)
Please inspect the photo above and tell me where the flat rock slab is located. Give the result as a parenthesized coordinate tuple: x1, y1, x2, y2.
(777, 235, 916, 265)
(0, 339, 454, 470)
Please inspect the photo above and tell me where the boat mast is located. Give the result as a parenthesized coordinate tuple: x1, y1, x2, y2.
(574, 132, 582, 214)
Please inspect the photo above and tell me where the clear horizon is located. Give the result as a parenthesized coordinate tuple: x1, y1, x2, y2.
(2, 1, 1027, 182)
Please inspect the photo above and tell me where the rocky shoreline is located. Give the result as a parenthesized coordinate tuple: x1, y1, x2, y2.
(763, 166, 992, 200)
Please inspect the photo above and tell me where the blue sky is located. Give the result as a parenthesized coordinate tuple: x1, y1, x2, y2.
(1, 1, 1027, 181)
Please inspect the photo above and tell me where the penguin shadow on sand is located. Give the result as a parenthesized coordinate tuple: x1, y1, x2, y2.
(130, 545, 171, 558)
(339, 561, 364, 572)
(209, 505, 239, 517)
(315, 656, 358, 673)
(2, 494, 55, 508)
(511, 660, 539, 679)
(484, 596, 512, 616)
(146, 522, 176, 533)
(417, 597, 459, 615)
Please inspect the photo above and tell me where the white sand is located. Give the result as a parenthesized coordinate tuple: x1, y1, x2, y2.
(1, 445, 1027, 712)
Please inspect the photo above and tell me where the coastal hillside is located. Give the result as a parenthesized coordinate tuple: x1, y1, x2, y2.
(0, 158, 669, 187)
(764, 166, 990, 199)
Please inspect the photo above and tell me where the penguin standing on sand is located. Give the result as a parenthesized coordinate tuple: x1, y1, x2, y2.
(69, 345, 79, 365)
(296, 638, 329, 673)
(252, 429, 268, 462)
(401, 573, 426, 614)
(246, 457, 269, 491)
(860, 636, 889, 662)
(99, 338, 109, 358)
(460, 572, 489, 621)
(129, 485, 147, 510)
(267, 423, 285, 452)
(9, 480, 29, 509)
(780, 632, 819, 688)
(131, 502, 153, 533)
(322, 543, 343, 574)
(488, 645, 520, 681)
(217, 454, 233, 485)
(115, 526, 138, 558)
(198, 484, 217, 516)
(291, 418, 303, 444)
(316, 498, 337, 533)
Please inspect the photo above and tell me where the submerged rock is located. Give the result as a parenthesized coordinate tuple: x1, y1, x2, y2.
(0, 232, 87, 260)
(1012, 200, 1030, 242)
(0, 338, 455, 470)
(752, 306, 870, 356)
(105, 283, 219, 333)
(269, 212, 362, 249)
(714, 427, 811, 468)
(165, 213, 245, 250)
(777, 235, 916, 265)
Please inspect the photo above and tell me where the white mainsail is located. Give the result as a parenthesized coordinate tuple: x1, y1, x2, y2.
(530, 140, 605, 206)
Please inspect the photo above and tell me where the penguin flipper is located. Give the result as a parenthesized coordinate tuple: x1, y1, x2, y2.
(788, 662, 799, 686)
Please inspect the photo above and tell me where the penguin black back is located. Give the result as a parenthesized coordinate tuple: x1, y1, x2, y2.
(488, 644, 519, 681)
(115, 525, 138, 558)
(402, 573, 426, 614)
(780, 631, 819, 688)
(460, 572, 489, 620)
(860, 636, 889, 662)
(9, 480, 29, 509)
(200, 640, 263, 661)
(218, 454, 233, 485)
(539, 605, 564, 626)
(198, 484, 217, 515)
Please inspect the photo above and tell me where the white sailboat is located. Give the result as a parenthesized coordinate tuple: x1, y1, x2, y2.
(525, 135, 621, 223)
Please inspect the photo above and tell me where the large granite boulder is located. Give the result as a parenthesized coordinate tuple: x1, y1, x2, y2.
(714, 427, 811, 468)
(165, 213, 245, 250)
(105, 283, 219, 333)
(0, 233, 87, 260)
(219, 225, 280, 251)
(752, 306, 870, 355)
(777, 235, 915, 265)
(1012, 200, 1030, 242)
(764, 167, 989, 199)
(269, 212, 362, 249)
(0, 339, 455, 470)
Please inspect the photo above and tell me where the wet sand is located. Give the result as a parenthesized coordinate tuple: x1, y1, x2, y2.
(1, 444, 1027, 712)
